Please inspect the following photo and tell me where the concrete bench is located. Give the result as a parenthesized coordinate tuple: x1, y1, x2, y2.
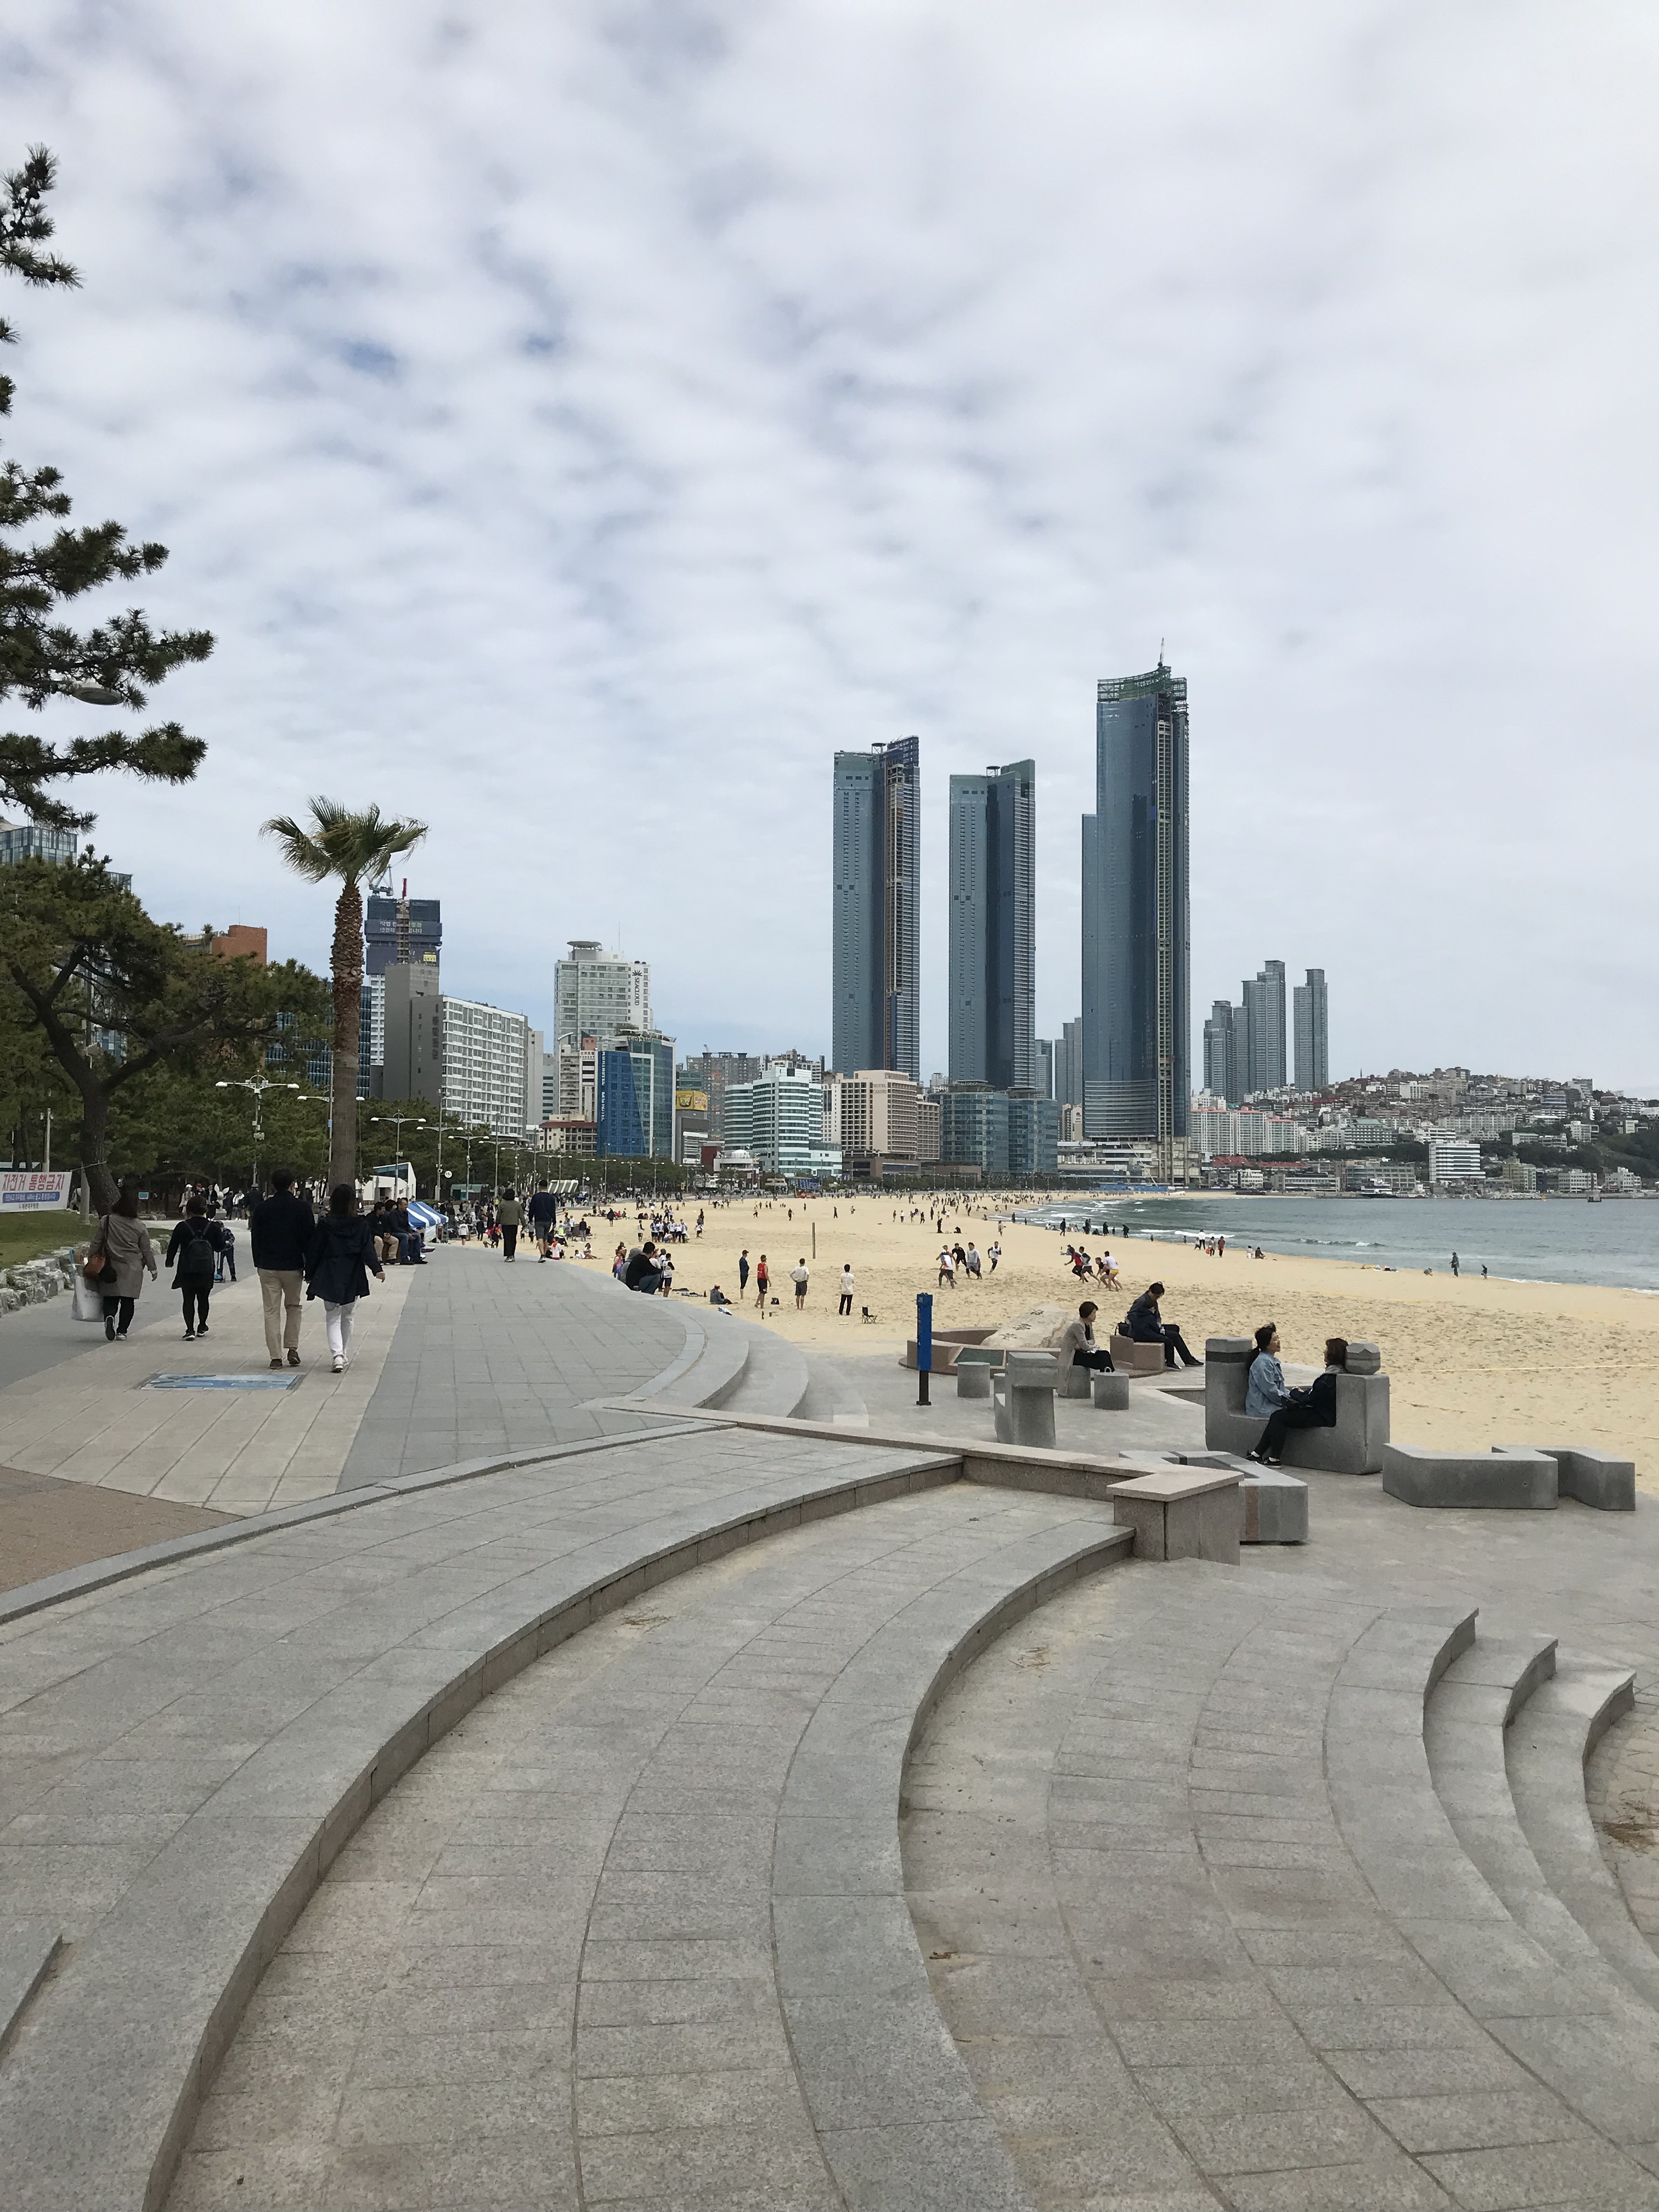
(1239, 1465, 1310, 1543)
(1110, 1328, 1166, 1375)
(1106, 1464, 1240, 1562)
(1382, 1443, 1558, 1509)
(955, 1344, 1003, 1400)
(1091, 1370, 1131, 1411)
(1536, 1446, 1637, 1512)
(1204, 1335, 1389, 1474)
(992, 1350, 1059, 1449)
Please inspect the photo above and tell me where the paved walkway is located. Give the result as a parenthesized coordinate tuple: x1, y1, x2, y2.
(338, 1251, 690, 1487)
(0, 1255, 416, 1519)
(0, 1462, 233, 1593)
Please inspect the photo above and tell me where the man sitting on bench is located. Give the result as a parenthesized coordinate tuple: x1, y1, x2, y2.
(1058, 1301, 1114, 1375)
(1125, 1283, 1200, 1369)
(1249, 1329, 1347, 1466)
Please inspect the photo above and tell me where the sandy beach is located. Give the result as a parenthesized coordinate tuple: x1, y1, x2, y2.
(564, 1192, 1659, 1488)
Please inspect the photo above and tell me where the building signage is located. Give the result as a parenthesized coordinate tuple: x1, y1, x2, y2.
(0, 1170, 72, 1210)
(675, 1088, 708, 1114)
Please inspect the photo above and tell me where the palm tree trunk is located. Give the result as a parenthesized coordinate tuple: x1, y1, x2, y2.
(329, 881, 363, 1192)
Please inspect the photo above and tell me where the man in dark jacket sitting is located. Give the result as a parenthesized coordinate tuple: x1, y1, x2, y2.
(1125, 1283, 1200, 1369)
(624, 1241, 664, 1294)
(1252, 1337, 1348, 1466)
(250, 1169, 316, 1370)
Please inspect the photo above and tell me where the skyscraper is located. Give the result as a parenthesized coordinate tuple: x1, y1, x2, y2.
(1081, 661, 1189, 1171)
(1053, 1017, 1085, 1108)
(1242, 960, 1287, 1093)
(1203, 998, 1244, 1106)
(947, 759, 1035, 1089)
(831, 736, 919, 1079)
(1293, 967, 1329, 1092)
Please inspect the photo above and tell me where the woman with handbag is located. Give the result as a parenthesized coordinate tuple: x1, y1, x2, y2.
(87, 1182, 158, 1341)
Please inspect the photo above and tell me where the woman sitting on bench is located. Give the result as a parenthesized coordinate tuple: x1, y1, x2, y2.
(1058, 1301, 1114, 1373)
(1249, 1330, 1348, 1466)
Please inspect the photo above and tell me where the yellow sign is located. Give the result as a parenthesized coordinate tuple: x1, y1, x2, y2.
(676, 1089, 709, 1113)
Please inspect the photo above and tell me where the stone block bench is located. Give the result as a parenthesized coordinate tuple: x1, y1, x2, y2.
(1204, 1334, 1390, 1472)
(1538, 1445, 1637, 1511)
(1382, 1442, 1558, 1509)
(992, 1351, 1058, 1449)
(955, 1343, 1005, 1399)
(1105, 1463, 1240, 1562)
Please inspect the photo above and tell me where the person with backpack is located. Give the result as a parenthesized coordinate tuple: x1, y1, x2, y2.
(166, 1197, 220, 1339)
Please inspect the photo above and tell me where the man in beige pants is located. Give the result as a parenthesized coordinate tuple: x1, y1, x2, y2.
(249, 1170, 316, 1369)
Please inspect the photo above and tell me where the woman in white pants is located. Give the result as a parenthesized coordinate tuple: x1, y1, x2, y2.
(303, 1184, 385, 1373)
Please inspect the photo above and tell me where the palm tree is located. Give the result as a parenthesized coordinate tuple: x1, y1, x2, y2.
(262, 799, 426, 1190)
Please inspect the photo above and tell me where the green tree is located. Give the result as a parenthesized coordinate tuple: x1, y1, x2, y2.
(262, 800, 427, 1190)
(2, 148, 214, 828)
(0, 854, 328, 1209)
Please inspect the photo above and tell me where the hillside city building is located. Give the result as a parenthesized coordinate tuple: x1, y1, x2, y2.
(831, 736, 920, 1081)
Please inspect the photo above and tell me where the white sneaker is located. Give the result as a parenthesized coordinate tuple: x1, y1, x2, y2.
(331, 1355, 345, 1373)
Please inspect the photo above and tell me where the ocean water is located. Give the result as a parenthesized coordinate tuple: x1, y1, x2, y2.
(1014, 1194, 1659, 1293)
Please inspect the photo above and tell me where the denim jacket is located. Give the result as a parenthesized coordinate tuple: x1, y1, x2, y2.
(1245, 1352, 1288, 1417)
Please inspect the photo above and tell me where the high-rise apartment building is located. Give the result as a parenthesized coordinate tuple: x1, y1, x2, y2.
(831, 736, 919, 1080)
(1081, 662, 1189, 1174)
(1293, 968, 1329, 1092)
(1242, 960, 1286, 1093)
(826, 1070, 922, 1177)
(1033, 1037, 1054, 1102)
(360, 888, 442, 1098)
(440, 995, 537, 1139)
(1053, 1018, 1085, 1108)
(1203, 998, 1244, 1107)
(947, 760, 1035, 1090)
(720, 1065, 840, 1180)
(553, 941, 650, 1047)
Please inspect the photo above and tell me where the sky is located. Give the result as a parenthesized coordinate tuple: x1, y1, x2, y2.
(5, 1, 1659, 1089)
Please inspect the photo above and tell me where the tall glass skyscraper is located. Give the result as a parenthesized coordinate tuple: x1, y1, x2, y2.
(947, 759, 1035, 1088)
(1293, 968, 1329, 1092)
(1081, 662, 1189, 1170)
(831, 736, 919, 1079)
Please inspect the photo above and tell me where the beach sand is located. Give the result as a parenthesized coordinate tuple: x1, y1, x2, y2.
(566, 1194, 1659, 1489)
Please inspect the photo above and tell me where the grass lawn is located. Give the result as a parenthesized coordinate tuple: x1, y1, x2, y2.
(0, 1212, 86, 1266)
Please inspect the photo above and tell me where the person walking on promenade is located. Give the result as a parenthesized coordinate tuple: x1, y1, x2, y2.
(754, 1255, 770, 1308)
(738, 1249, 751, 1299)
(167, 1198, 220, 1340)
(838, 1264, 855, 1316)
(88, 1182, 157, 1341)
(790, 1258, 810, 1309)
(210, 1212, 236, 1283)
(304, 1185, 385, 1373)
(251, 1169, 315, 1369)
(528, 1182, 558, 1261)
(496, 1188, 523, 1261)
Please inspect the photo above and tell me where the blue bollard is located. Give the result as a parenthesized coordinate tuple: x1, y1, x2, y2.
(917, 1290, 933, 1407)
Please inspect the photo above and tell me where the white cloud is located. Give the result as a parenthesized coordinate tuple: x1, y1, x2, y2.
(4, 0, 1657, 1081)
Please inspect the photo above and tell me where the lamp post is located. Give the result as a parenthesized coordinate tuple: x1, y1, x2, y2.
(216, 1076, 299, 1193)
(368, 1114, 426, 1199)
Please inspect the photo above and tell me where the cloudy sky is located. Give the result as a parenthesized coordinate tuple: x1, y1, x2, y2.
(5, 2, 1658, 1087)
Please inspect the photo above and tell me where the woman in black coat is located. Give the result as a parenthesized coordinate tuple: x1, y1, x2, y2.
(166, 1196, 220, 1340)
(304, 1185, 385, 1374)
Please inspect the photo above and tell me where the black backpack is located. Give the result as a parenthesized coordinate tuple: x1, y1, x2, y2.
(178, 1222, 216, 1282)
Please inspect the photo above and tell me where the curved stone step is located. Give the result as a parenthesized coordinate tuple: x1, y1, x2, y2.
(792, 1352, 869, 1427)
(710, 1317, 813, 1418)
(159, 1486, 1133, 2211)
(1506, 1660, 1659, 2012)
(1329, 1609, 1659, 2155)
(0, 1428, 961, 2212)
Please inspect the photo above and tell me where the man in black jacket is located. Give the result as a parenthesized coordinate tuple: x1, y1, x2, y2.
(251, 1169, 317, 1369)
(1125, 1283, 1200, 1369)
(624, 1241, 664, 1294)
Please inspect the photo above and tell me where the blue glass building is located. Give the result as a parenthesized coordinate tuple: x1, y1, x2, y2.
(595, 1049, 644, 1157)
(947, 760, 1035, 1090)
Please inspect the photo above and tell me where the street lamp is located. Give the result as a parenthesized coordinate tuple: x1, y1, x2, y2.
(216, 1076, 298, 1192)
(368, 1114, 426, 1198)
